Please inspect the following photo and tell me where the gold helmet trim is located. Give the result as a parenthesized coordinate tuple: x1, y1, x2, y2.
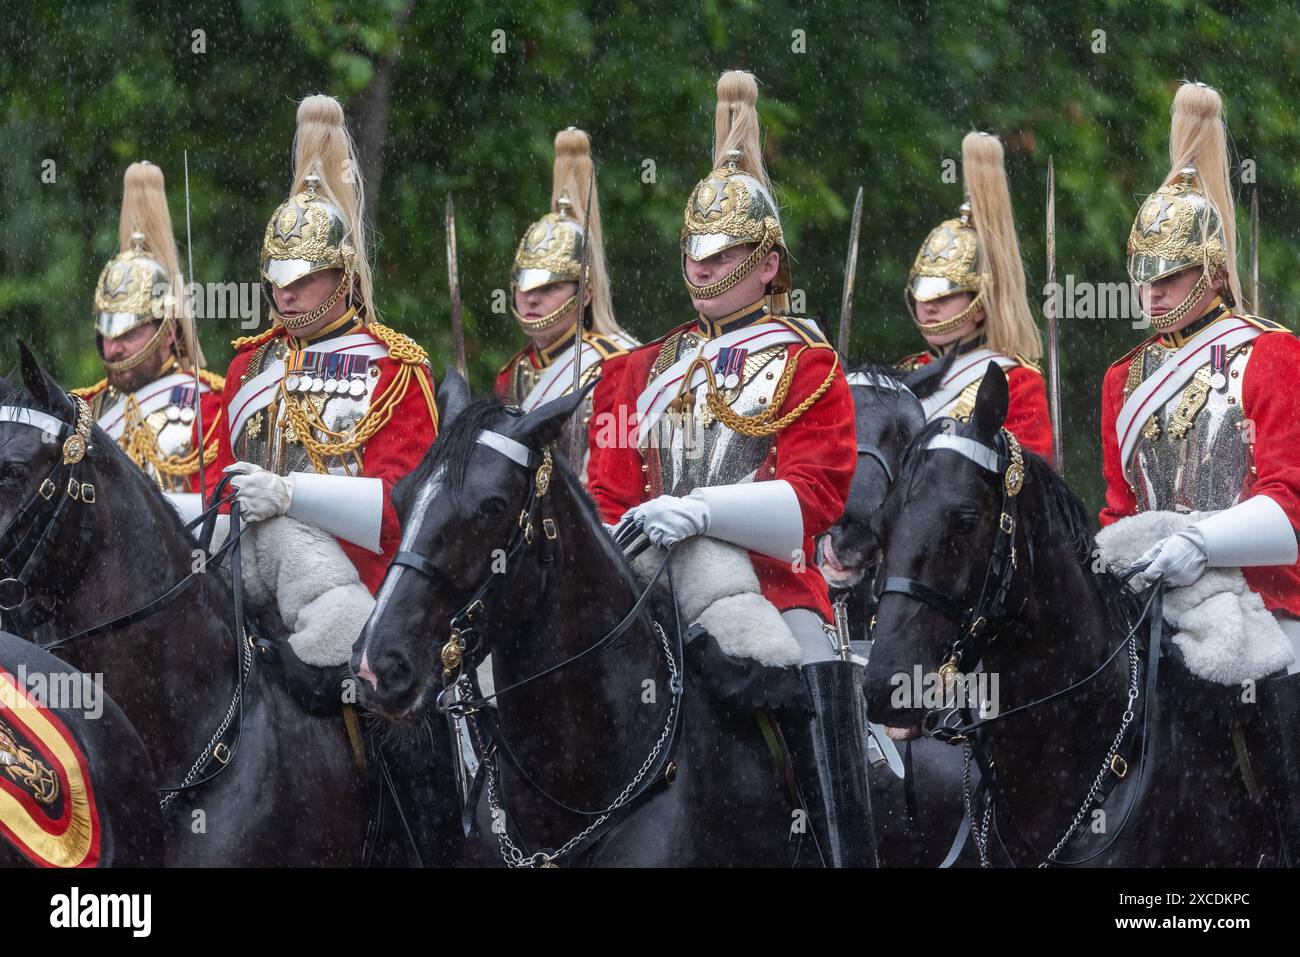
(93, 246, 177, 339)
(1127, 168, 1226, 287)
(260, 176, 356, 290)
(906, 207, 982, 303)
(511, 204, 588, 293)
(680, 152, 789, 294)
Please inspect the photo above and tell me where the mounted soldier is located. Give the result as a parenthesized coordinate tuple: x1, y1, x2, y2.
(588, 70, 870, 865)
(73, 161, 224, 519)
(1098, 82, 1300, 862)
(494, 127, 637, 484)
(897, 132, 1052, 461)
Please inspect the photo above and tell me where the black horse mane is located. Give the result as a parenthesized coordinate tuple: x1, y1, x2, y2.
(849, 361, 906, 384)
(411, 396, 514, 499)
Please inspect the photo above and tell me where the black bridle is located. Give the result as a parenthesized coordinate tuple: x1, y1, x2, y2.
(384, 431, 684, 864)
(877, 428, 1024, 681)
(0, 395, 256, 807)
(873, 423, 1165, 866)
(0, 397, 97, 617)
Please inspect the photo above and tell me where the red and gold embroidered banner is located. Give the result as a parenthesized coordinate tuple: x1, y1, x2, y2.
(0, 668, 100, 867)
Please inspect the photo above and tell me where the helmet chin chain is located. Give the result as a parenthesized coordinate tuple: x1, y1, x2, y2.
(269, 273, 353, 332)
(911, 290, 984, 338)
(1141, 270, 1212, 331)
(510, 289, 579, 333)
(681, 224, 778, 301)
(100, 315, 177, 375)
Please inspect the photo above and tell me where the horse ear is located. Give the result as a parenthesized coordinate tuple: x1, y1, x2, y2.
(17, 341, 68, 415)
(901, 349, 957, 400)
(509, 378, 597, 451)
(965, 361, 1009, 444)
(437, 366, 471, 429)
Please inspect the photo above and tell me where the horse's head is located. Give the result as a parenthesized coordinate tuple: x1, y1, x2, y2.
(817, 352, 952, 589)
(0, 343, 115, 612)
(864, 361, 1019, 729)
(352, 369, 592, 719)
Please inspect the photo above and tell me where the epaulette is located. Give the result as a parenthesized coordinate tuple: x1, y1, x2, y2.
(1237, 314, 1291, 334)
(71, 378, 108, 400)
(369, 322, 428, 366)
(1108, 335, 1156, 370)
(498, 346, 531, 379)
(231, 326, 281, 352)
(1012, 354, 1043, 375)
(771, 314, 829, 348)
(895, 352, 929, 373)
(198, 368, 226, 392)
(584, 332, 636, 360)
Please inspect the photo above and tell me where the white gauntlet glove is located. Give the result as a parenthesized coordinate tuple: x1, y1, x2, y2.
(1141, 494, 1298, 588)
(1138, 530, 1207, 588)
(621, 494, 711, 550)
(224, 462, 292, 522)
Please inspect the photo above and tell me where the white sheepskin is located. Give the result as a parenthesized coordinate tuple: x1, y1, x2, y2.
(629, 535, 801, 668)
(1096, 510, 1294, 685)
(241, 515, 376, 667)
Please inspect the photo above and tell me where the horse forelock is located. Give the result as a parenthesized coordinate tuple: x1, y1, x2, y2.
(407, 397, 511, 502)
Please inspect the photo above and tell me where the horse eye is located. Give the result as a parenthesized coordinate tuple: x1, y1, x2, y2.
(476, 497, 507, 521)
(1, 464, 28, 484)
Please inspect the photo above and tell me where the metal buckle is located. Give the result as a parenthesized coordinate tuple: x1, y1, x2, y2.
(999, 512, 1014, 534)
(464, 599, 484, 621)
(1109, 753, 1128, 778)
(66, 477, 80, 500)
(212, 742, 231, 765)
(542, 518, 557, 541)
(80, 483, 96, 504)
(967, 616, 987, 637)
(518, 509, 529, 529)
(39, 478, 56, 500)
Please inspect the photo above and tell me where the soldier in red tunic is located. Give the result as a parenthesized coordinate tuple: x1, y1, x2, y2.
(1098, 82, 1300, 860)
(73, 161, 225, 518)
(587, 71, 866, 864)
(896, 132, 1052, 461)
(494, 128, 637, 483)
(212, 95, 438, 706)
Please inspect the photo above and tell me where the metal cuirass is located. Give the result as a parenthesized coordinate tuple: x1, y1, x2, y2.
(234, 337, 380, 477)
(644, 330, 787, 497)
(89, 386, 201, 493)
(1129, 341, 1254, 513)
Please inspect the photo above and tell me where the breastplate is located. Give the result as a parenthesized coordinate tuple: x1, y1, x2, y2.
(1129, 341, 1253, 513)
(91, 387, 199, 492)
(234, 338, 380, 477)
(644, 331, 787, 497)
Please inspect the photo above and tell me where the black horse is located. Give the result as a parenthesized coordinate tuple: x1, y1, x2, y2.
(0, 345, 373, 865)
(865, 364, 1278, 866)
(354, 377, 812, 867)
(0, 631, 161, 867)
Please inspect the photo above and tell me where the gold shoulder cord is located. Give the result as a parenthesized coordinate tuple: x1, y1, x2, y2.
(671, 343, 840, 438)
(119, 369, 227, 485)
(278, 323, 438, 473)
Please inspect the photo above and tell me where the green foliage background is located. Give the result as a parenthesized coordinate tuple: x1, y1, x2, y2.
(2, 0, 1298, 515)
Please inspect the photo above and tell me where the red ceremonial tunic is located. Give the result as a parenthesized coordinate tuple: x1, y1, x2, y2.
(1099, 319, 1300, 617)
(74, 372, 227, 495)
(588, 313, 856, 621)
(213, 324, 439, 593)
(898, 350, 1054, 462)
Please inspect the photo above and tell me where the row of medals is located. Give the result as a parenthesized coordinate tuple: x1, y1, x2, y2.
(283, 369, 373, 398)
